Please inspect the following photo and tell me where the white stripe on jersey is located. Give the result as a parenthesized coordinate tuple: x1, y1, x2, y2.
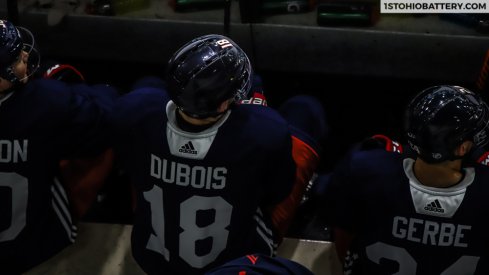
(53, 177, 70, 205)
(52, 178, 76, 243)
(254, 208, 274, 237)
(53, 178, 72, 224)
(253, 208, 278, 256)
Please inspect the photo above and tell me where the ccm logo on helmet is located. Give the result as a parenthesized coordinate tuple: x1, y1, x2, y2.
(216, 39, 233, 49)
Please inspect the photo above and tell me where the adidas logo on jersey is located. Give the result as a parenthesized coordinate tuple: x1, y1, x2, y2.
(424, 199, 444, 213)
(179, 141, 197, 155)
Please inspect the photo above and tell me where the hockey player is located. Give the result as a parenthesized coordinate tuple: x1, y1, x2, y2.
(0, 19, 118, 274)
(110, 34, 325, 274)
(325, 85, 489, 274)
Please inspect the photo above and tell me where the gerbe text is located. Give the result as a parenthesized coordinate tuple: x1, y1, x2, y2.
(392, 216, 471, 247)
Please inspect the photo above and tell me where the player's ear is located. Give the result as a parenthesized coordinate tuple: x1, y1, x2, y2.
(21, 51, 28, 63)
(455, 140, 473, 157)
(217, 98, 233, 113)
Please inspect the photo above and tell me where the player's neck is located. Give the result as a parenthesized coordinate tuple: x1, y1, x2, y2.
(176, 109, 224, 133)
(178, 109, 223, 126)
(413, 158, 464, 188)
(177, 99, 232, 126)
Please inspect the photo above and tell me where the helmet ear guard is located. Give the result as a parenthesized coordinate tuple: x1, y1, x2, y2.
(166, 34, 252, 119)
(405, 85, 489, 163)
(18, 26, 40, 82)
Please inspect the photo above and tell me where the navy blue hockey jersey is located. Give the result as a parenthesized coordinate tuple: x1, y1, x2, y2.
(328, 147, 489, 274)
(110, 87, 296, 275)
(0, 78, 117, 274)
(205, 253, 314, 275)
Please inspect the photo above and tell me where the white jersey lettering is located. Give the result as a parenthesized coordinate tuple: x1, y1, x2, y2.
(392, 216, 470, 247)
(150, 154, 227, 190)
(0, 139, 28, 163)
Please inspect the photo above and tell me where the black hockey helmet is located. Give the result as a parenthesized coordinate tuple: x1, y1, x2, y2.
(0, 20, 39, 85)
(404, 85, 489, 163)
(166, 34, 252, 118)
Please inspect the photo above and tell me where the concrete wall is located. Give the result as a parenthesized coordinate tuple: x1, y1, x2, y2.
(24, 223, 342, 275)
(2, 7, 488, 83)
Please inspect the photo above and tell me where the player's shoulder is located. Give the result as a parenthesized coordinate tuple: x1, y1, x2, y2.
(341, 134, 407, 173)
(234, 91, 287, 129)
(111, 87, 170, 126)
(349, 149, 404, 174)
(24, 78, 68, 97)
(471, 158, 489, 183)
(116, 87, 168, 110)
(232, 104, 291, 145)
(25, 78, 116, 102)
(14, 79, 73, 112)
(235, 103, 288, 128)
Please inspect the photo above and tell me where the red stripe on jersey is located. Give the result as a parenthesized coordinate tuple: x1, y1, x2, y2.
(477, 151, 489, 166)
(59, 148, 114, 219)
(239, 92, 268, 106)
(270, 136, 320, 239)
(372, 134, 403, 153)
(43, 64, 85, 82)
(246, 254, 259, 264)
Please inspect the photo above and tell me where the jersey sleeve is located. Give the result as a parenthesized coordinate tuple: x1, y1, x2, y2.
(262, 128, 297, 207)
(55, 81, 118, 158)
(58, 148, 115, 219)
(270, 135, 320, 238)
(324, 134, 404, 230)
(42, 80, 118, 218)
(322, 148, 363, 234)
